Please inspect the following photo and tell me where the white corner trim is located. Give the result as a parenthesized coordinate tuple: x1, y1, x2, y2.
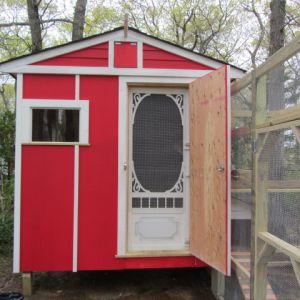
(72, 145, 79, 272)
(13, 74, 23, 273)
(20, 99, 89, 144)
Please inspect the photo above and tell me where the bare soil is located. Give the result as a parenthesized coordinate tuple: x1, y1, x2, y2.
(0, 255, 215, 300)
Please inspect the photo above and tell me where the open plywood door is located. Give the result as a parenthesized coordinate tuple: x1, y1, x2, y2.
(189, 66, 231, 275)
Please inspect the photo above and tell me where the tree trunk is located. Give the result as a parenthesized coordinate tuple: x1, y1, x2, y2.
(72, 0, 88, 41)
(26, 0, 42, 52)
(269, 0, 286, 56)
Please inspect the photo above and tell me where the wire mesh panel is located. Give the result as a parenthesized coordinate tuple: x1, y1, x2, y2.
(267, 253, 300, 300)
(266, 53, 300, 112)
(257, 127, 300, 299)
(132, 93, 183, 194)
(230, 84, 253, 299)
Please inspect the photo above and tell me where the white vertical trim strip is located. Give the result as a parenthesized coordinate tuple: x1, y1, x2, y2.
(73, 145, 79, 272)
(226, 66, 232, 275)
(108, 40, 114, 68)
(117, 77, 128, 255)
(75, 75, 80, 101)
(13, 74, 23, 273)
(137, 41, 143, 69)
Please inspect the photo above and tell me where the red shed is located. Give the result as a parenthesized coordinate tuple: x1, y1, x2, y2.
(0, 27, 244, 276)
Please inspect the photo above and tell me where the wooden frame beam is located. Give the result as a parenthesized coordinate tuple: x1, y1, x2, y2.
(258, 232, 300, 263)
(231, 34, 300, 94)
(292, 126, 300, 144)
(290, 259, 300, 286)
(232, 256, 250, 279)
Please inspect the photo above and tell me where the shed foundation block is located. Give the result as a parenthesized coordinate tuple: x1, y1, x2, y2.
(22, 273, 32, 296)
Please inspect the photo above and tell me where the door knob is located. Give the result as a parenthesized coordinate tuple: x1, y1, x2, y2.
(216, 164, 225, 172)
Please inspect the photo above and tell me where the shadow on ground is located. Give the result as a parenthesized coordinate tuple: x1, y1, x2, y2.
(27, 268, 215, 300)
(0, 255, 215, 300)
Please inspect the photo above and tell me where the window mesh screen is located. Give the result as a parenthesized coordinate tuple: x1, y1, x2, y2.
(32, 109, 79, 142)
(132, 94, 183, 192)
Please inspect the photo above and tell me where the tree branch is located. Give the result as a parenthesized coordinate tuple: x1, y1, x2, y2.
(0, 18, 73, 28)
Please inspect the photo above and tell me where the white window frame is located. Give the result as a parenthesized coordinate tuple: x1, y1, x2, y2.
(20, 99, 89, 145)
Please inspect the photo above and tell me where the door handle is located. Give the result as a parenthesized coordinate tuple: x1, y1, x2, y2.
(216, 164, 225, 173)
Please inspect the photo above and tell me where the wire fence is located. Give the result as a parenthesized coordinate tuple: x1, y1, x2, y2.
(228, 35, 300, 300)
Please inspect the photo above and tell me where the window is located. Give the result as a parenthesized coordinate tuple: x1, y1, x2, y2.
(32, 109, 79, 142)
(20, 99, 89, 144)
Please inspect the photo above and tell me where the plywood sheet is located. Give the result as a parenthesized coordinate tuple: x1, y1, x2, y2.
(189, 66, 230, 275)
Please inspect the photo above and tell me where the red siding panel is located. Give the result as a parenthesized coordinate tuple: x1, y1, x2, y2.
(143, 44, 214, 70)
(78, 76, 119, 270)
(20, 146, 74, 271)
(32, 43, 108, 67)
(23, 74, 75, 99)
(114, 42, 137, 68)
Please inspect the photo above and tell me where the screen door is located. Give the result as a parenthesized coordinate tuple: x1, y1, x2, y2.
(128, 88, 189, 252)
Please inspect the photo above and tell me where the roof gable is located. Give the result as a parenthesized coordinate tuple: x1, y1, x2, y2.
(0, 27, 245, 78)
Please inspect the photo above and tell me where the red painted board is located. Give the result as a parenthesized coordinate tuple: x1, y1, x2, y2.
(123, 257, 206, 270)
(32, 43, 108, 67)
(143, 44, 214, 70)
(114, 42, 137, 68)
(23, 74, 75, 99)
(78, 75, 119, 270)
(20, 146, 74, 271)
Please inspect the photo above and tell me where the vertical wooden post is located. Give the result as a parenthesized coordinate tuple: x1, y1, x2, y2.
(22, 272, 32, 296)
(252, 75, 269, 300)
(211, 268, 225, 300)
(250, 70, 257, 300)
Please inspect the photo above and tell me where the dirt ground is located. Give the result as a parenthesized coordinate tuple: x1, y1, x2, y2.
(0, 255, 216, 300)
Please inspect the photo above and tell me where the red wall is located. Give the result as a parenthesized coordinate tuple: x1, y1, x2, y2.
(21, 146, 74, 271)
(20, 74, 206, 271)
(23, 74, 75, 99)
(32, 43, 108, 67)
(143, 44, 214, 70)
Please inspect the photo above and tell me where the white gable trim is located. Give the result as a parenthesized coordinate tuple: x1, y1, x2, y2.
(0, 28, 245, 77)
(0, 30, 123, 70)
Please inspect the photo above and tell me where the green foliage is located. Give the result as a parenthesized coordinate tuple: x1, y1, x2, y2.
(0, 109, 15, 254)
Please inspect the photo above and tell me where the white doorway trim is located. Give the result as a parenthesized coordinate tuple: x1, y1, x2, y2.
(117, 76, 195, 256)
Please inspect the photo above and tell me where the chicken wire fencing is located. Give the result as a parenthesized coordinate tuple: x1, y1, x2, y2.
(226, 85, 253, 300)
(256, 128, 300, 300)
(227, 40, 300, 300)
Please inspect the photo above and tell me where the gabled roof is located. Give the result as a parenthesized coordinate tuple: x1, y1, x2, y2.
(0, 26, 246, 77)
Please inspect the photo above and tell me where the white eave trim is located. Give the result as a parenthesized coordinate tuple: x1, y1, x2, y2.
(0, 28, 245, 78)
(0, 65, 243, 79)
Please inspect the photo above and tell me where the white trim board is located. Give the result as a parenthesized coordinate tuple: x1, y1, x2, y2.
(73, 145, 79, 272)
(0, 28, 245, 78)
(2, 64, 243, 80)
(20, 99, 89, 144)
(13, 74, 23, 273)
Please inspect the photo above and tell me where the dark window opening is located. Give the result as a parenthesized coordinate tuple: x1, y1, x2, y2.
(32, 109, 79, 142)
